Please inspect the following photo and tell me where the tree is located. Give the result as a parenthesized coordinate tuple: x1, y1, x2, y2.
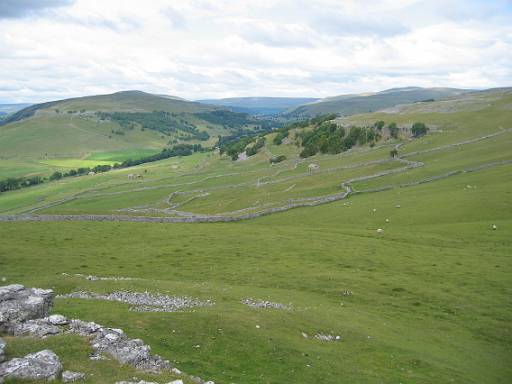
(388, 122, 399, 139)
(411, 122, 428, 137)
(390, 149, 398, 158)
(49, 171, 63, 181)
(374, 120, 385, 130)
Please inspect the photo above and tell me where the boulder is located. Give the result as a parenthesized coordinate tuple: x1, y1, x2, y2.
(0, 349, 62, 381)
(0, 285, 54, 333)
(11, 318, 63, 338)
(68, 319, 102, 336)
(47, 314, 68, 325)
(62, 370, 86, 382)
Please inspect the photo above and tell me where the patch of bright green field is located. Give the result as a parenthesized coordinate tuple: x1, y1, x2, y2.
(86, 149, 161, 162)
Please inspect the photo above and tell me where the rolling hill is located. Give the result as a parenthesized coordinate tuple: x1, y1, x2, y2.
(197, 96, 320, 115)
(284, 87, 474, 117)
(0, 91, 275, 178)
(0, 87, 511, 384)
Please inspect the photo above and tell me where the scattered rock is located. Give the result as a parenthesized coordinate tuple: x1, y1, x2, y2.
(0, 285, 54, 333)
(58, 291, 211, 312)
(0, 349, 62, 381)
(0, 338, 5, 363)
(168, 380, 184, 384)
(377, 228, 384, 233)
(314, 333, 341, 342)
(241, 298, 289, 310)
(90, 327, 171, 373)
(69, 273, 138, 282)
(62, 370, 86, 382)
(0, 284, 194, 381)
(115, 381, 159, 384)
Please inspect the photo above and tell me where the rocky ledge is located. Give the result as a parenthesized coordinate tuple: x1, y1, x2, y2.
(0, 284, 214, 383)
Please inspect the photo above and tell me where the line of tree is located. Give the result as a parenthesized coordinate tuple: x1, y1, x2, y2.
(0, 176, 43, 192)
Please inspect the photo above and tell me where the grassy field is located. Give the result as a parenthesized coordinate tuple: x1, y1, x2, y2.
(0, 163, 511, 383)
(0, 89, 511, 383)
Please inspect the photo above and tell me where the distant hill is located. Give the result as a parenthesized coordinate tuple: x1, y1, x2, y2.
(197, 97, 320, 115)
(0, 91, 276, 178)
(284, 87, 474, 118)
(0, 103, 32, 120)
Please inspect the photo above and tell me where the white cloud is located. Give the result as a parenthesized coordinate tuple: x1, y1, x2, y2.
(0, 0, 510, 103)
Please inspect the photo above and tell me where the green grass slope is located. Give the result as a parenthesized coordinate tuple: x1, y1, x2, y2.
(0, 88, 511, 383)
(285, 87, 473, 117)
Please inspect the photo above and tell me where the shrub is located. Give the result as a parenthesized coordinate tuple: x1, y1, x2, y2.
(411, 122, 428, 137)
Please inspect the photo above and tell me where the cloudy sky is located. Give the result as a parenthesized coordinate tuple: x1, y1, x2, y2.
(0, 0, 511, 103)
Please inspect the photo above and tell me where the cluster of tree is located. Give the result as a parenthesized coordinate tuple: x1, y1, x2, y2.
(96, 111, 210, 141)
(273, 115, 337, 145)
(219, 136, 257, 160)
(49, 164, 113, 181)
(0, 176, 43, 192)
(411, 122, 428, 137)
(298, 122, 383, 158)
(246, 137, 266, 156)
(270, 155, 286, 164)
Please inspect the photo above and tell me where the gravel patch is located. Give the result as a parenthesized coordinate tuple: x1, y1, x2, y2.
(57, 291, 213, 312)
(241, 298, 290, 310)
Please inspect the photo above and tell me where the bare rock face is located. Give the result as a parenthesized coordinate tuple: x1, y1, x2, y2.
(0, 284, 54, 333)
(0, 349, 62, 381)
(0, 338, 5, 363)
(62, 370, 86, 382)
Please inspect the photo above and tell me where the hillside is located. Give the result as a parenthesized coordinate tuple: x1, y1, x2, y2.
(197, 96, 319, 115)
(0, 103, 32, 120)
(0, 91, 275, 178)
(284, 87, 473, 117)
(0, 88, 511, 383)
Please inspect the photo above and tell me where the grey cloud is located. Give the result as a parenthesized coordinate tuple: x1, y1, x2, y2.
(0, 0, 74, 19)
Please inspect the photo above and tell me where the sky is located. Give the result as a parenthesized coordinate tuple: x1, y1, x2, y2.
(0, 0, 511, 103)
